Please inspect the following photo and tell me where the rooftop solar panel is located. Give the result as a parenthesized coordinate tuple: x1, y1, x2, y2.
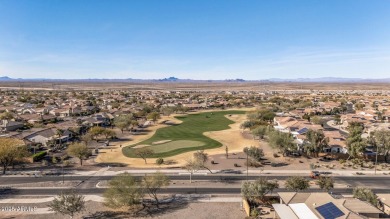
(315, 202, 345, 219)
(297, 127, 308, 134)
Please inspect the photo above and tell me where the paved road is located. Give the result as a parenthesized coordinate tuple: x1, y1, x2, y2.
(2, 187, 390, 196)
(1, 175, 389, 189)
(323, 119, 348, 135)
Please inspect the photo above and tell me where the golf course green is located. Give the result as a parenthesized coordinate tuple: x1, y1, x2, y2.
(122, 110, 245, 158)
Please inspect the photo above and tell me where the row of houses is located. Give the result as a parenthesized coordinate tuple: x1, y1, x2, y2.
(273, 116, 348, 154)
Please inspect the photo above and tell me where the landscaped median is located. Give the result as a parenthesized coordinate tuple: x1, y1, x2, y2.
(122, 110, 245, 158)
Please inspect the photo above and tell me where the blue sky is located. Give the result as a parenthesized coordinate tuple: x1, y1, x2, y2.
(1, 0, 390, 80)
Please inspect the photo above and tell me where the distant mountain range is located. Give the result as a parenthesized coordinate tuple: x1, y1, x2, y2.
(266, 77, 390, 83)
(1, 76, 390, 83)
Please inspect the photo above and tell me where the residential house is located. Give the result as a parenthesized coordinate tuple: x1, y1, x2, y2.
(377, 194, 390, 215)
(20, 128, 73, 147)
(274, 116, 299, 133)
(0, 120, 24, 132)
(81, 113, 112, 127)
(340, 113, 375, 129)
(19, 114, 57, 124)
(273, 192, 383, 219)
(323, 130, 347, 154)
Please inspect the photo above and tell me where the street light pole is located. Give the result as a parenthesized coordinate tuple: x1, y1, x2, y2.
(246, 150, 249, 182)
(374, 145, 379, 175)
(62, 164, 64, 184)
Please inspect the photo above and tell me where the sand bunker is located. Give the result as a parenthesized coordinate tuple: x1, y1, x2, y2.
(152, 140, 172, 145)
(132, 144, 150, 149)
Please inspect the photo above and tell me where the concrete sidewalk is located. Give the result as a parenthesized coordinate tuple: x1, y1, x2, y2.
(56, 168, 390, 176)
(2, 168, 390, 178)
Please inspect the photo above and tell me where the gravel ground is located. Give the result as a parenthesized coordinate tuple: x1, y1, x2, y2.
(2, 201, 246, 219)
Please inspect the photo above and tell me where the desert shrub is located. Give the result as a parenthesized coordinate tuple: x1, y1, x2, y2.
(250, 208, 260, 217)
(156, 158, 164, 165)
(245, 159, 263, 168)
(32, 151, 47, 162)
(351, 158, 364, 167)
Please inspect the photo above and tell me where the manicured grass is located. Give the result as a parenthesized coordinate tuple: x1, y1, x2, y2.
(123, 110, 245, 158)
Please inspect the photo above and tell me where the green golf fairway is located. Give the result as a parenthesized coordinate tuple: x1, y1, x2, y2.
(122, 110, 245, 158)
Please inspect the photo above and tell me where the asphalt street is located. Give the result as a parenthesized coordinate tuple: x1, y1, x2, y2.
(1, 174, 390, 185)
(2, 187, 390, 196)
(1, 174, 389, 197)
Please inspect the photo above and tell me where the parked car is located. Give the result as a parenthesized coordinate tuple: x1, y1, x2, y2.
(291, 152, 301, 157)
(271, 162, 286, 167)
(310, 170, 321, 179)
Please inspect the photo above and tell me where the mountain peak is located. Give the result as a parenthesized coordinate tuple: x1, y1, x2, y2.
(0, 76, 12, 80)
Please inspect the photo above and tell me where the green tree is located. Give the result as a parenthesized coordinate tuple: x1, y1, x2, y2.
(247, 109, 276, 123)
(240, 120, 256, 131)
(268, 131, 295, 156)
(88, 126, 105, 140)
(67, 143, 90, 166)
(243, 146, 264, 162)
(285, 176, 310, 192)
(142, 172, 170, 208)
(346, 123, 365, 159)
(310, 116, 324, 125)
(374, 129, 390, 162)
(161, 107, 175, 116)
(113, 114, 133, 133)
(134, 148, 154, 164)
(147, 112, 161, 123)
(102, 129, 116, 140)
(304, 129, 328, 157)
(251, 126, 268, 140)
(353, 187, 379, 207)
(103, 172, 144, 210)
(317, 176, 334, 192)
(81, 133, 93, 147)
(241, 178, 279, 203)
(0, 112, 14, 120)
(48, 190, 85, 219)
(0, 138, 29, 174)
(130, 120, 139, 131)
